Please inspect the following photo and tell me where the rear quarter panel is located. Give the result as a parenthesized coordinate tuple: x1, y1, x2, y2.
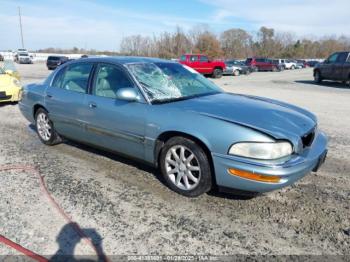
(19, 83, 47, 123)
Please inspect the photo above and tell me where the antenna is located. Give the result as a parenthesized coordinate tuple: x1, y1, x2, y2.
(18, 6, 25, 49)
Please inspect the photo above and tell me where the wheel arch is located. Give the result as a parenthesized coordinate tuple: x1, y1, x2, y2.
(33, 103, 48, 118)
(154, 130, 217, 186)
(313, 68, 320, 76)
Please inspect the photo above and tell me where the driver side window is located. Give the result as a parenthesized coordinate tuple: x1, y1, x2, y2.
(328, 53, 339, 63)
(93, 64, 134, 99)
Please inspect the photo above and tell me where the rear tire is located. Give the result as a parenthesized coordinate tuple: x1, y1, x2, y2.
(159, 136, 212, 197)
(291, 65, 295, 70)
(35, 108, 61, 145)
(212, 68, 223, 78)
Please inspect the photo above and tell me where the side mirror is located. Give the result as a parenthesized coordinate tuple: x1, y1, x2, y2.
(116, 88, 139, 102)
(324, 59, 329, 64)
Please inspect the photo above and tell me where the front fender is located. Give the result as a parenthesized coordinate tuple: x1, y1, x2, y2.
(144, 107, 274, 164)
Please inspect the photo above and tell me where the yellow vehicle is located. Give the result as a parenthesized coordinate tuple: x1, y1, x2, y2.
(0, 66, 22, 103)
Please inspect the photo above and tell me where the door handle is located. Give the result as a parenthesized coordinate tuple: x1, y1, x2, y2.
(89, 102, 97, 108)
(46, 93, 53, 98)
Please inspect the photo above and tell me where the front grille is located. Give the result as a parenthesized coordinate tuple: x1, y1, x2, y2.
(301, 128, 316, 148)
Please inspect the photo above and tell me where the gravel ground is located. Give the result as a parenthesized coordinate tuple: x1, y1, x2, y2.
(0, 62, 349, 258)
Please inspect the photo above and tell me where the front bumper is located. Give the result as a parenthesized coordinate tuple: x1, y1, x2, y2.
(0, 88, 21, 102)
(212, 131, 328, 193)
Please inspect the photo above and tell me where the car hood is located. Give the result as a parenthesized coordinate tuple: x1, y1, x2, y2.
(171, 93, 316, 141)
(0, 75, 13, 89)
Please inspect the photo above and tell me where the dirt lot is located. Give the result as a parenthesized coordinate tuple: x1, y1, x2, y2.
(0, 62, 349, 258)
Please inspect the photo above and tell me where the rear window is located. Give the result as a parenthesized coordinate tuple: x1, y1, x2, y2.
(48, 56, 60, 61)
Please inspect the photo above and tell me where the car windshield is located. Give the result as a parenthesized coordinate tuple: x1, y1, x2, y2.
(2, 60, 17, 72)
(126, 62, 222, 103)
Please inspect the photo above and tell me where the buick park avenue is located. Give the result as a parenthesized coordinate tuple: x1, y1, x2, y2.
(19, 57, 328, 197)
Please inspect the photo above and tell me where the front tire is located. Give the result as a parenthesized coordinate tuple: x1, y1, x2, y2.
(212, 68, 223, 78)
(314, 71, 322, 84)
(159, 137, 212, 197)
(233, 70, 240, 76)
(35, 108, 61, 145)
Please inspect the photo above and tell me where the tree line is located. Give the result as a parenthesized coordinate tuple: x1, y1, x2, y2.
(35, 25, 350, 60)
(119, 25, 350, 59)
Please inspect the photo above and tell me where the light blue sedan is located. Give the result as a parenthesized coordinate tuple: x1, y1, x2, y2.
(19, 57, 328, 197)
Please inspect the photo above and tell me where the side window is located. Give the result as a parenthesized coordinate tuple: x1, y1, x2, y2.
(180, 55, 187, 61)
(336, 52, 348, 63)
(61, 63, 93, 93)
(199, 56, 209, 62)
(347, 54, 350, 63)
(51, 67, 66, 88)
(328, 53, 338, 63)
(93, 64, 134, 99)
(190, 55, 198, 62)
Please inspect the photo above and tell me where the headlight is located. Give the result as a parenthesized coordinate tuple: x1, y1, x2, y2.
(229, 141, 293, 160)
(13, 79, 21, 86)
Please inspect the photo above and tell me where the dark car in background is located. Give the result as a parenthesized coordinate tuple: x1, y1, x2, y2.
(307, 60, 320, 67)
(0, 54, 4, 61)
(314, 51, 350, 87)
(224, 60, 253, 76)
(46, 56, 69, 70)
(246, 57, 282, 72)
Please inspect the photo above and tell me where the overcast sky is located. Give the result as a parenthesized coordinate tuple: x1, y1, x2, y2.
(1, 0, 349, 51)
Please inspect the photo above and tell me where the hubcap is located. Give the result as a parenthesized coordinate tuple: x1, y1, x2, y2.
(36, 112, 52, 141)
(165, 145, 201, 191)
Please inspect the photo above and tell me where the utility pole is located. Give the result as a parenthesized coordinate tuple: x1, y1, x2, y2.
(18, 6, 24, 49)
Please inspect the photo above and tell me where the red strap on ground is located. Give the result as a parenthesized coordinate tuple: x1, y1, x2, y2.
(0, 234, 48, 262)
(0, 165, 110, 262)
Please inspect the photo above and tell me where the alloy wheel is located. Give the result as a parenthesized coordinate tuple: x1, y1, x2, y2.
(36, 112, 52, 141)
(165, 145, 201, 191)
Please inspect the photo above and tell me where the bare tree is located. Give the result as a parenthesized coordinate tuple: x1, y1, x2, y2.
(220, 28, 253, 59)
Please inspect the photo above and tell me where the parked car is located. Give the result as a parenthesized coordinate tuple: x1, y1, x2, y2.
(307, 60, 320, 67)
(179, 54, 226, 78)
(295, 61, 304, 69)
(0, 54, 4, 61)
(245, 57, 282, 72)
(224, 60, 252, 76)
(15, 53, 32, 64)
(2, 60, 21, 80)
(284, 59, 297, 70)
(314, 51, 350, 87)
(272, 60, 285, 71)
(19, 57, 328, 197)
(297, 60, 308, 68)
(0, 66, 22, 103)
(47, 56, 69, 70)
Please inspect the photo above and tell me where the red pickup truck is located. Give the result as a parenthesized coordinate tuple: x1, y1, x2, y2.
(179, 54, 226, 78)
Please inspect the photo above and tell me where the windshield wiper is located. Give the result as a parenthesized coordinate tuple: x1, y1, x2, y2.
(152, 91, 221, 104)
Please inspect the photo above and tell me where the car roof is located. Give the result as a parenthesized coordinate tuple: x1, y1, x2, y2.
(68, 56, 175, 65)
